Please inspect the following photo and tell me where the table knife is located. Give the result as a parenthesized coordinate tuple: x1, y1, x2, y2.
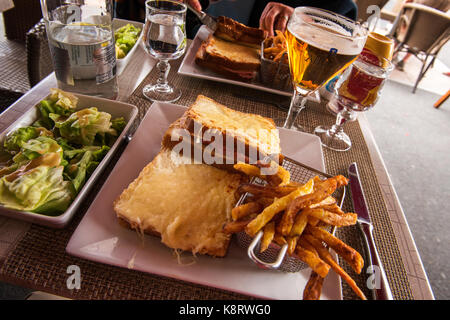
(185, 3, 217, 32)
(348, 162, 394, 300)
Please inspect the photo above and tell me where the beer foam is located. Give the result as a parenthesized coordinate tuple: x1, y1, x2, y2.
(288, 20, 365, 56)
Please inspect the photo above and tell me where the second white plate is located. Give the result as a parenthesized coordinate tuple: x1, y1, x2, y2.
(66, 101, 340, 300)
(178, 26, 320, 102)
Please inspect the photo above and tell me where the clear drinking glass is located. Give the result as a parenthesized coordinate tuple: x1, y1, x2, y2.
(282, 7, 368, 131)
(40, 0, 118, 99)
(142, 0, 187, 102)
(314, 55, 394, 151)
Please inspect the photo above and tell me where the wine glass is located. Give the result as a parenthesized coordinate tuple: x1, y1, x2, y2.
(282, 7, 368, 131)
(314, 54, 394, 151)
(142, 0, 187, 102)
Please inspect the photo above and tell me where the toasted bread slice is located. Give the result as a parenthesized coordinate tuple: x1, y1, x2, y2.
(162, 95, 281, 165)
(214, 16, 267, 48)
(113, 149, 244, 257)
(195, 41, 257, 81)
(196, 35, 260, 71)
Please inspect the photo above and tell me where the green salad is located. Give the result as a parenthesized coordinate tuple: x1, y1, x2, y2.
(115, 23, 142, 59)
(0, 89, 126, 215)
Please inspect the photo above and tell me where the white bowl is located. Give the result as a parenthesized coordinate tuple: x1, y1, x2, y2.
(113, 18, 144, 76)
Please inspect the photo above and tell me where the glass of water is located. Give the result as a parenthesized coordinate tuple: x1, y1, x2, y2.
(40, 0, 118, 99)
(143, 0, 187, 102)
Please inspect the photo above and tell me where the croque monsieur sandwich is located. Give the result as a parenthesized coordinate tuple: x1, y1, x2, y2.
(114, 95, 281, 257)
(195, 17, 267, 81)
(163, 95, 281, 167)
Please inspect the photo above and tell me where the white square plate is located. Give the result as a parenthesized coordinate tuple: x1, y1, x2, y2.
(178, 26, 320, 102)
(66, 101, 341, 300)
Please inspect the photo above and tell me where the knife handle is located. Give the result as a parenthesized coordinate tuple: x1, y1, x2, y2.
(359, 222, 394, 300)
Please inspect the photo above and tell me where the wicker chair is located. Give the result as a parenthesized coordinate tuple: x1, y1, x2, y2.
(26, 19, 54, 88)
(389, 3, 450, 93)
(2, 0, 43, 42)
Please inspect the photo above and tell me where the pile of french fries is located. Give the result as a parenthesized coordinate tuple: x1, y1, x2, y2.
(224, 161, 367, 300)
(263, 31, 289, 64)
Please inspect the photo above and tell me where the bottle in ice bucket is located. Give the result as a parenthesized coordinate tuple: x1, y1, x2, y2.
(326, 32, 394, 114)
(41, 0, 118, 99)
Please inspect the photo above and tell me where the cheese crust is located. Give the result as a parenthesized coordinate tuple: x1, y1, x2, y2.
(113, 149, 244, 257)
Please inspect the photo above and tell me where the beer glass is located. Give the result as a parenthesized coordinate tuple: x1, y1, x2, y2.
(40, 0, 118, 99)
(282, 7, 367, 130)
(142, 0, 187, 102)
(314, 54, 393, 151)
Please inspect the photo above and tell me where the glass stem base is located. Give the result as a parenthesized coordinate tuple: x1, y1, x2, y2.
(314, 108, 357, 151)
(142, 60, 182, 102)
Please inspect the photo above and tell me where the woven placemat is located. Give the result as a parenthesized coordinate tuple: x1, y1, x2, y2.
(0, 51, 413, 300)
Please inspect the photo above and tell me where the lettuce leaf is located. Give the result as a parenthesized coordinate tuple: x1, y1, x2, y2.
(14, 136, 63, 161)
(4, 126, 53, 154)
(115, 24, 141, 58)
(51, 107, 116, 146)
(35, 89, 78, 129)
(0, 164, 74, 214)
(64, 145, 110, 191)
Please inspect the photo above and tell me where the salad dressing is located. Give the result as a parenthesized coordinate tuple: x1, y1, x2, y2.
(5, 152, 61, 182)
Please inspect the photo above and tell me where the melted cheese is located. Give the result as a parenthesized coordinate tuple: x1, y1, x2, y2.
(207, 36, 260, 65)
(114, 150, 242, 257)
(188, 95, 281, 155)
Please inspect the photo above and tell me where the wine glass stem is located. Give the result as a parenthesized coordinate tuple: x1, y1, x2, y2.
(283, 90, 307, 129)
(329, 109, 355, 137)
(156, 59, 170, 88)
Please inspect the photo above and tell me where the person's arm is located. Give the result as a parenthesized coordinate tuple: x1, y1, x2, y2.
(259, 2, 294, 37)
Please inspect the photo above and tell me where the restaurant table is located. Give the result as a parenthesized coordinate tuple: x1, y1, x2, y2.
(0, 40, 434, 300)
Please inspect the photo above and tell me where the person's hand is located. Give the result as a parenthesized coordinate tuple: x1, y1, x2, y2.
(182, 0, 202, 11)
(259, 2, 294, 37)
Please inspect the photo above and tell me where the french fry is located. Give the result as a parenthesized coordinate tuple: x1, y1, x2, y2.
(273, 49, 287, 62)
(303, 271, 325, 300)
(264, 46, 283, 54)
(255, 197, 275, 208)
(298, 237, 318, 255)
(287, 236, 299, 255)
(231, 201, 263, 221)
(319, 203, 346, 215)
(234, 161, 290, 186)
(223, 215, 256, 234)
(302, 234, 367, 300)
(260, 221, 275, 253)
(273, 233, 287, 246)
(245, 179, 314, 237)
(308, 196, 336, 209)
(255, 160, 291, 186)
(306, 208, 357, 227)
(289, 209, 309, 237)
(307, 216, 320, 226)
(233, 162, 262, 178)
(305, 225, 364, 274)
(282, 176, 347, 230)
(238, 183, 298, 198)
(294, 245, 330, 278)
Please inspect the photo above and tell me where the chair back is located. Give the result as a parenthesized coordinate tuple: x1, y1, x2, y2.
(394, 3, 450, 54)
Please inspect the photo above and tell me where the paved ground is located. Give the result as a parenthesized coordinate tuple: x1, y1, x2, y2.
(366, 79, 449, 300)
